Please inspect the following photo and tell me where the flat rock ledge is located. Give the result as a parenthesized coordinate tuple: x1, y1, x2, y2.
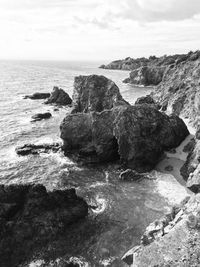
(0, 184, 88, 267)
(16, 143, 61, 156)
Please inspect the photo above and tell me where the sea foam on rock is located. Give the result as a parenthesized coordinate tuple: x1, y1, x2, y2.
(60, 75, 189, 171)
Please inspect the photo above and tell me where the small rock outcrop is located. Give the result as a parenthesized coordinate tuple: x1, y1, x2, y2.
(45, 86, 72, 106)
(123, 66, 165, 86)
(0, 184, 88, 267)
(24, 92, 50, 100)
(31, 112, 52, 122)
(135, 95, 161, 110)
(71, 75, 129, 113)
(16, 143, 61, 156)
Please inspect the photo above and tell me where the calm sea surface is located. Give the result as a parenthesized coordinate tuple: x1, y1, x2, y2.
(0, 60, 173, 266)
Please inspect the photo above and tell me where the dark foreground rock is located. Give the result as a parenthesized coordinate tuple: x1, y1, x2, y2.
(31, 112, 52, 122)
(0, 184, 88, 267)
(121, 194, 200, 267)
(16, 143, 61, 156)
(71, 75, 129, 113)
(61, 104, 189, 171)
(24, 92, 50, 100)
(45, 86, 72, 106)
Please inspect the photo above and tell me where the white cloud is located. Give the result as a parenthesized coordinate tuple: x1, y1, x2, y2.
(0, 0, 200, 60)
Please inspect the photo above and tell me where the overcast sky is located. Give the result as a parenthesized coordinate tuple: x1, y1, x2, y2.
(0, 0, 200, 61)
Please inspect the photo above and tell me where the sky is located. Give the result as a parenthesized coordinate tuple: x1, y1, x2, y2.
(0, 0, 200, 61)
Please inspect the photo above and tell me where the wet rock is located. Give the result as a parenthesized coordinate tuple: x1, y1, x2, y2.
(71, 75, 129, 113)
(0, 184, 88, 267)
(45, 86, 72, 106)
(24, 92, 50, 100)
(16, 143, 61, 156)
(119, 169, 148, 181)
(31, 112, 52, 122)
(183, 138, 195, 153)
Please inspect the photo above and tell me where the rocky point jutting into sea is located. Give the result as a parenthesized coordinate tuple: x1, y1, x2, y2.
(0, 52, 200, 267)
(100, 50, 200, 266)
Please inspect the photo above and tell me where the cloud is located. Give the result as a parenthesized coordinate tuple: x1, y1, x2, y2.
(119, 0, 200, 22)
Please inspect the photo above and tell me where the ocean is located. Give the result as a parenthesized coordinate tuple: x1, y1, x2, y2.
(0, 60, 185, 266)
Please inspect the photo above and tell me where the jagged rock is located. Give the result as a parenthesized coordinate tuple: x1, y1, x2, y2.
(151, 52, 200, 125)
(114, 105, 189, 171)
(60, 108, 121, 162)
(119, 169, 148, 181)
(61, 104, 189, 171)
(24, 93, 50, 100)
(0, 184, 88, 267)
(16, 143, 61, 156)
(121, 195, 200, 267)
(45, 87, 72, 106)
(123, 66, 165, 86)
(180, 140, 200, 193)
(71, 75, 129, 113)
(135, 95, 161, 110)
(31, 112, 52, 122)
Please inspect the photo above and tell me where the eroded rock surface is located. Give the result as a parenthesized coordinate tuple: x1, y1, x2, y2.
(0, 184, 88, 267)
(61, 104, 189, 171)
(45, 86, 72, 106)
(71, 75, 129, 113)
(121, 194, 200, 267)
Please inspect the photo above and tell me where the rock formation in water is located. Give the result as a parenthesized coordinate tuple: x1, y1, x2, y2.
(71, 75, 129, 113)
(123, 66, 165, 86)
(134, 95, 161, 110)
(0, 184, 88, 267)
(31, 112, 52, 122)
(16, 143, 61, 156)
(45, 86, 72, 106)
(60, 75, 189, 171)
(24, 92, 50, 100)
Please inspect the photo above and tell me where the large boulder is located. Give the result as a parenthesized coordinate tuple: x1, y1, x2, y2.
(71, 75, 129, 113)
(0, 184, 88, 267)
(114, 105, 189, 171)
(45, 86, 72, 106)
(60, 104, 189, 171)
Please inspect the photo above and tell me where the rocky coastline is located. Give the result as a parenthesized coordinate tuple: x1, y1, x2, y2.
(3, 51, 200, 266)
(100, 50, 200, 266)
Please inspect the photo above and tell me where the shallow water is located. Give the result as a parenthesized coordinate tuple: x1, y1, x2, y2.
(0, 60, 185, 266)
